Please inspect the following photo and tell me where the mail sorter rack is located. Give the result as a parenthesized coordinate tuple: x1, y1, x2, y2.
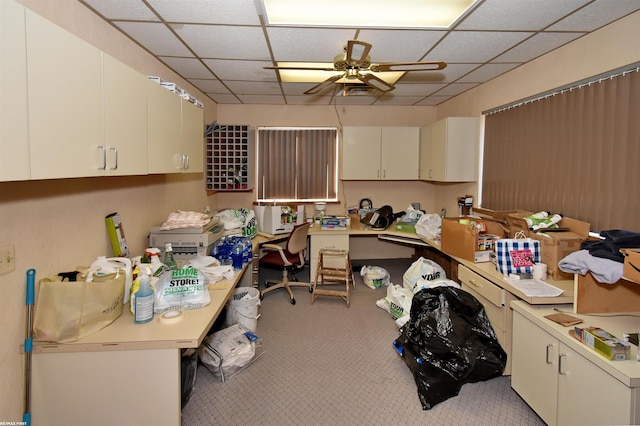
(206, 124, 255, 191)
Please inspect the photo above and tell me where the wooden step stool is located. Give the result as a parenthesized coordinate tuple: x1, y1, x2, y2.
(312, 249, 355, 307)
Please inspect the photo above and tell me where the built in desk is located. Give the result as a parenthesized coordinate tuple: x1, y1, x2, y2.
(30, 234, 272, 426)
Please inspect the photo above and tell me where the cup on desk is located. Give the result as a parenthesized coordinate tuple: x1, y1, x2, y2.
(533, 263, 547, 281)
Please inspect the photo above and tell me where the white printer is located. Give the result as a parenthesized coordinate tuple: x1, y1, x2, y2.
(149, 217, 224, 259)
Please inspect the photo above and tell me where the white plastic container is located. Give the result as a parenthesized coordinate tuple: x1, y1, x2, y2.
(87, 256, 133, 304)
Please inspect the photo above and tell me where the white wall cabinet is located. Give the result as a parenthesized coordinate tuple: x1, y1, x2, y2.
(147, 84, 204, 174)
(419, 117, 479, 182)
(511, 303, 640, 426)
(0, 0, 30, 181)
(342, 126, 419, 180)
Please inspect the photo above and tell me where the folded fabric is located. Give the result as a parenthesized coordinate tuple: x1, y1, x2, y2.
(558, 249, 623, 284)
(161, 210, 211, 230)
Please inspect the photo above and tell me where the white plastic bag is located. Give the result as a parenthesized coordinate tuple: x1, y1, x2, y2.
(415, 213, 442, 240)
(402, 257, 447, 293)
(360, 265, 391, 289)
(376, 284, 413, 327)
(153, 267, 210, 313)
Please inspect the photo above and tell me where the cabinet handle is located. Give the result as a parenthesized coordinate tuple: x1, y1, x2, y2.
(184, 154, 189, 169)
(377, 169, 380, 178)
(469, 279, 482, 288)
(545, 343, 554, 364)
(429, 168, 432, 179)
(558, 353, 568, 374)
(108, 147, 118, 170)
(383, 169, 386, 178)
(97, 146, 106, 170)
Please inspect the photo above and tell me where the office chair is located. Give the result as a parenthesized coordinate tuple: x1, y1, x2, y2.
(259, 222, 312, 305)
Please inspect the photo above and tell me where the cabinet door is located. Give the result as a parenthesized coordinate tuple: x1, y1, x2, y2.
(181, 100, 204, 173)
(26, 10, 104, 179)
(147, 83, 181, 173)
(103, 55, 148, 175)
(341, 126, 381, 180)
(309, 234, 349, 284)
(0, 0, 30, 181)
(556, 341, 635, 426)
(380, 127, 419, 180)
(511, 311, 559, 426)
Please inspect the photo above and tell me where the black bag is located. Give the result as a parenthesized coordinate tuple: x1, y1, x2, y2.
(393, 286, 507, 410)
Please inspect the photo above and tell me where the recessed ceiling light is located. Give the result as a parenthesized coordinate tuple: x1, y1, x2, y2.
(259, 0, 477, 28)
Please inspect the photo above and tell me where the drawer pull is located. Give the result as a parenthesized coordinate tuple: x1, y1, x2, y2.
(469, 279, 482, 288)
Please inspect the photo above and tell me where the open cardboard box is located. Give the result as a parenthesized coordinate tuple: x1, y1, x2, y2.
(441, 216, 507, 263)
(621, 248, 640, 284)
(529, 216, 591, 280)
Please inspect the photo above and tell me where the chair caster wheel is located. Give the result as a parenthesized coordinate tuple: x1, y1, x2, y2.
(308, 285, 313, 293)
(264, 281, 271, 288)
(259, 293, 264, 301)
(290, 298, 296, 305)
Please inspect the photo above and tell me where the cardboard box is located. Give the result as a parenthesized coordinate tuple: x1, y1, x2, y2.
(530, 216, 590, 280)
(573, 326, 631, 361)
(441, 217, 506, 263)
(621, 248, 640, 284)
(505, 210, 534, 237)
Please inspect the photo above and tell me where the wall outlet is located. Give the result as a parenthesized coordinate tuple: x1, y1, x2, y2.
(0, 244, 15, 276)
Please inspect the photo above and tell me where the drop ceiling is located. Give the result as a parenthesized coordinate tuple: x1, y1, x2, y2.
(79, 0, 640, 106)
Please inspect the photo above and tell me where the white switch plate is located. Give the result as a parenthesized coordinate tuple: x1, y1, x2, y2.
(0, 244, 15, 276)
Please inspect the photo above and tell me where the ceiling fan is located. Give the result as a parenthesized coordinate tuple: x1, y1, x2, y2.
(265, 39, 447, 95)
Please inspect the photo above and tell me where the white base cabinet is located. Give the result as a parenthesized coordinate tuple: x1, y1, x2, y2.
(309, 232, 349, 284)
(511, 301, 640, 426)
(342, 126, 419, 180)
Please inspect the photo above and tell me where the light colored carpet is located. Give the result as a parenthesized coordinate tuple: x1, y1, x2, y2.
(181, 259, 544, 425)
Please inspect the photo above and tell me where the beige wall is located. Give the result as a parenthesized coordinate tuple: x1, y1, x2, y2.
(2, 1, 639, 421)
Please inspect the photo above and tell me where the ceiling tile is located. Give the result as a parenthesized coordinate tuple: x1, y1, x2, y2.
(456, 0, 591, 30)
(147, 0, 261, 25)
(188, 79, 229, 93)
(172, 24, 270, 60)
(207, 93, 241, 104)
(547, 0, 640, 31)
(237, 95, 287, 104)
(415, 96, 453, 106)
(456, 63, 521, 83)
(266, 27, 357, 62)
(159, 57, 214, 79)
(284, 95, 333, 105)
(114, 21, 192, 56)
(434, 82, 480, 96)
(429, 31, 533, 63)
(356, 29, 447, 62)
(202, 59, 276, 81)
(224, 81, 283, 95)
(494, 32, 584, 63)
(389, 83, 448, 96)
(375, 95, 425, 106)
(82, 0, 159, 21)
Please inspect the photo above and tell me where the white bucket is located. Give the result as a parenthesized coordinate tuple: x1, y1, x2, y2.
(225, 287, 261, 332)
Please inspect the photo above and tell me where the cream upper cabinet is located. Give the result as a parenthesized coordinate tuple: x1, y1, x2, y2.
(342, 126, 419, 180)
(0, 0, 30, 181)
(147, 83, 204, 174)
(181, 100, 204, 173)
(419, 117, 479, 182)
(102, 54, 149, 176)
(26, 10, 104, 180)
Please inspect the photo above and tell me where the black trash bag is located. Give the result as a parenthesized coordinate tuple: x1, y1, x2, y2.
(393, 286, 507, 410)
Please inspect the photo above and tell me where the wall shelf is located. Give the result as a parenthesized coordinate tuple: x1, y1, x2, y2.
(206, 124, 254, 191)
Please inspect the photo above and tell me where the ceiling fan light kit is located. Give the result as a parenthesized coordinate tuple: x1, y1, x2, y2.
(266, 39, 447, 95)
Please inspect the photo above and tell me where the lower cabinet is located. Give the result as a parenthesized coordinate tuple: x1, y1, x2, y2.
(458, 264, 514, 375)
(511, 305, 640, 426)
(309, 233, 349, 284)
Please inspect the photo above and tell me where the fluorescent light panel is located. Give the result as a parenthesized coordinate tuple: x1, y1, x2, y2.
(277, 63, 404, 84)
(260, 0, 477, 28)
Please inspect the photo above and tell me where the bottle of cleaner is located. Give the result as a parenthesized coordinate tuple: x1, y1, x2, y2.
(146, 247, 164, 276)
(134, 270, 154, 324)
(163, 243, 178, 271)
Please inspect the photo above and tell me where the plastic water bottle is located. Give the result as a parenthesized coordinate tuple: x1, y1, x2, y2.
(163, 243, 178, 271)
(134, 273, 154, 324)
(231, 242, 244, 270)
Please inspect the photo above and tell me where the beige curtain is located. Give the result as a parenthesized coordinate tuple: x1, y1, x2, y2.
(257, 128, 337, 201)
(482, 68, 640, 232)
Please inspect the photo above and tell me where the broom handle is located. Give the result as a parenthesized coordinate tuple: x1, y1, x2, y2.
(24, 268, 35, 426)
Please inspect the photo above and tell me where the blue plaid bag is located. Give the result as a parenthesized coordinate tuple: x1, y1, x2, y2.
(495, 237, 540, 275)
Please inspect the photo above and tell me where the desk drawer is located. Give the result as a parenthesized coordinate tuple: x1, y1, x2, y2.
(458, 265, 504, 308)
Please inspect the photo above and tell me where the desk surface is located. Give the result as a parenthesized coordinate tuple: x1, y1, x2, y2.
(33, 234, 273, 354)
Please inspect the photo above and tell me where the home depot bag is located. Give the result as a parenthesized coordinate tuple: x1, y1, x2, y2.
(402, 257, 446, 293)
(33, 270, 125, 343)
(494, 233, 540, 276)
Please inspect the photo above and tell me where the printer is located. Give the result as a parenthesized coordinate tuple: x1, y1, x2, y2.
(149, 217, 224, 259)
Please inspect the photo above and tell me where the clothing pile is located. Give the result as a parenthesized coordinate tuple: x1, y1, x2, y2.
(559, 230, 640, 284)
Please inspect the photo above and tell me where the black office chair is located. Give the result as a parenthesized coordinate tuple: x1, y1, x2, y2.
(259, 222, 312, 305)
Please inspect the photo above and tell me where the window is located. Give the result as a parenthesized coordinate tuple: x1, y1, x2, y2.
(482, 65, 640, 231)
(256, 127, 338, 203)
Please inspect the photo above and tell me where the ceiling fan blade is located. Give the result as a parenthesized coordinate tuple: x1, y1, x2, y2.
(370, 61, 447, 72)
(358, 73, 395, 92)
(264, 65, 337, 72)
(346, 40, 372, 64)
(304, 75, 343, 95)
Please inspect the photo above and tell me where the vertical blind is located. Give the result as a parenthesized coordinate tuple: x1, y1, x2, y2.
(257, 128, 338, 202)
(482, 67, 640, 232)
